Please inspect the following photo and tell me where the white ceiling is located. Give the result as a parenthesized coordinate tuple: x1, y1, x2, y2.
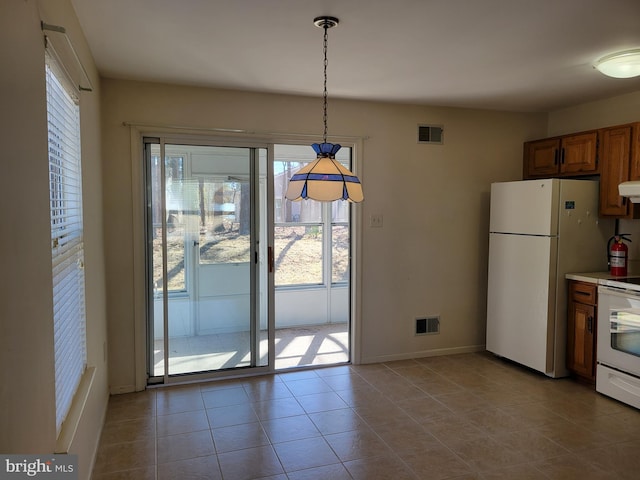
(70, 0, 640, 113)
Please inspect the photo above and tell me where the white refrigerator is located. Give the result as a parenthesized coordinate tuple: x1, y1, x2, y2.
(486, 179, 612, 378)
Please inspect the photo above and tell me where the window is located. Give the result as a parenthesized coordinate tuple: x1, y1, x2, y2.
(149, 152, 188, 292)
(197, 177, 251, 265)
(46, 51, 86, 435)
(273, 144, 351, 287)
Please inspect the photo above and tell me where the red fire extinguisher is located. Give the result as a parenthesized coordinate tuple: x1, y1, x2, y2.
(609, 235, 630, 276)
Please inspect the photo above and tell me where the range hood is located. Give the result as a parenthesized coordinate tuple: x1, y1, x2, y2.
(619, 181, 640, 203)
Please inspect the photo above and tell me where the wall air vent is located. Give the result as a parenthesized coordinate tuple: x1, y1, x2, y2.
(418, 124, 444, 144)
(415, 316, 440, 335)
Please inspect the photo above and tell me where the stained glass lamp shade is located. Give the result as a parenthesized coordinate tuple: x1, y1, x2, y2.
(285, 143, 364, 202)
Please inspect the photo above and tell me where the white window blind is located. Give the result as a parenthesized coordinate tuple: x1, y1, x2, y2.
(45, 50, 87, 435)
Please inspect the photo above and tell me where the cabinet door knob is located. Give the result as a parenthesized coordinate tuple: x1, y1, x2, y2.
(587, 316, 593, 333)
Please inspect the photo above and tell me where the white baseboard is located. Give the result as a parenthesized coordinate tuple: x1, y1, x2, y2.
(360, 344, 486, 364)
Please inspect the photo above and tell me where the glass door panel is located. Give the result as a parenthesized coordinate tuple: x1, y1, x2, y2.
(146, 140, 268, 380)
(272, 144, 351, 369)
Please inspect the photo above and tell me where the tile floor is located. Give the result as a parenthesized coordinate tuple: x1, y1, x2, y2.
(92, 352, 640, 479)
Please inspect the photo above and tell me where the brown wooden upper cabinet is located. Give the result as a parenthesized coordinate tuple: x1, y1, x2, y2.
(630, 123, 640, 181)
(599, 125, 632, 217)
(524, 131, 598, 179)
(522, 121, 640, 218)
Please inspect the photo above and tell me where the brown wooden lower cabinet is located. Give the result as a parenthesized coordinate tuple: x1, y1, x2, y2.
(567, 280, 597, 382)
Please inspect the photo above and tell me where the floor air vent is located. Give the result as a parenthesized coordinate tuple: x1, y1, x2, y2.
(418, 124, 443, 144)
(416, 316, 440, 335)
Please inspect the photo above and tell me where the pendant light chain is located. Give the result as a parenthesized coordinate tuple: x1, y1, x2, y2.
(322, 23, 329, 145)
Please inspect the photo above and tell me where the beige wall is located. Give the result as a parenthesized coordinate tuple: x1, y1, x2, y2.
(101, 78, 547, 388)
(1, 1, 108, 478)
(548, 92, 640, 268)
(548, 91, 640, 136)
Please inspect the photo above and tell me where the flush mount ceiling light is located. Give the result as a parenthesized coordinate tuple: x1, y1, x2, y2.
(285, 16, 364, 203)
(594, 49, 640, 78)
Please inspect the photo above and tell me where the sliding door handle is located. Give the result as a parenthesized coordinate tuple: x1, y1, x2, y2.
(268, 246, 274, 273)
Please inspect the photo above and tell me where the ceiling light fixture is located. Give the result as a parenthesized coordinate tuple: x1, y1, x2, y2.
(285, 16, 364, 203)
(594, 49, 640, 78)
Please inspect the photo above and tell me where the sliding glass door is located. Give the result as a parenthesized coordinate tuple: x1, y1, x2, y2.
(143, 136, 355, 381)
(145, 139, 268, 380)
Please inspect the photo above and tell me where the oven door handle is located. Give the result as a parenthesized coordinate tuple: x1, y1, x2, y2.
(598, 286, 640, 299)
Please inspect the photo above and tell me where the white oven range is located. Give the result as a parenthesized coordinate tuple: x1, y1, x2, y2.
(597, 277, 640, 409)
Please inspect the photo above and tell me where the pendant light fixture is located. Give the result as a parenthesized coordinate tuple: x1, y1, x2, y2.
(285, 16, 364, 203)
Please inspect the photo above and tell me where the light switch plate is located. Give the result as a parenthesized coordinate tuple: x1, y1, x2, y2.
(369, 214, 383, 228)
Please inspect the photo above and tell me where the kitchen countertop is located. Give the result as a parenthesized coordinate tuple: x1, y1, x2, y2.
(565, 271, 621, 283)
(566, 261, 640, 283)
